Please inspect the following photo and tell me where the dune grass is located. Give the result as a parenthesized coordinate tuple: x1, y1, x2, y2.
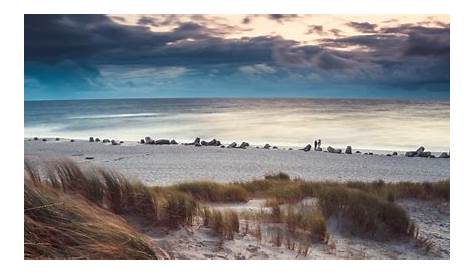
(25, 161, 447, 259)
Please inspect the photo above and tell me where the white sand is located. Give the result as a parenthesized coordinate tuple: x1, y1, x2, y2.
(24, 139, 449, 185)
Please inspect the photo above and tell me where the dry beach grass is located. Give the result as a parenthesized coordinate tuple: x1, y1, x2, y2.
(24, 159, 449, 259)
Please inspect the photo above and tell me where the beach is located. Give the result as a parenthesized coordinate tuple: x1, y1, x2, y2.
(24, 138, 450, 184)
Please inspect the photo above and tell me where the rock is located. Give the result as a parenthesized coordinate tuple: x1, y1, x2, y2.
(55, 137, 60, 141)
(356, 151, 361, 154)
(42, 138, 47, 142)
(89, 137, 94, 142)
(386, 154, 392, 156)
(195, 143, 201, 147)
(193, 137, 201, 145)
(216, 140, 221, 146)
(111, 140, 119, 145)
(220, 145, 225, 148)
(95, 138, 100, 142)
(272, 146, 278, 149)
(145, 136, 154, 144)
(301, 144, 311, 151)
(415, 146, 425, 156)
(238, 142, 250, 149)
(227, 142, 237, 148)
(392, 152, 398, 156)
(418, 151, 432, 158)
(428, 155, 436, 158)
(288, 148, 293, 150)
(368, 152, 373, 155)
(201, 140, 208, 146)
(34, 137, 39, 141)
(155, 139, 170, 145)
(208, 139, 218, 146)
(327, 146, 335, 153)
(263, 144, 271, 149)
(85, 156, 94, 160)
(439, 152, 450, 158)
(119, 141, 124, 144)
(405, 151, 417, 157)
(103, 139, 110, 143)
(345, 146, 352, 154)
(140, 139, 145, 144)
(170, 139, 178, 145)
(70, 139, 75, 142)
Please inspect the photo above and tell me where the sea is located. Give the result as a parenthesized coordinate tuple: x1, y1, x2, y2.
(24, 98, 450, 152)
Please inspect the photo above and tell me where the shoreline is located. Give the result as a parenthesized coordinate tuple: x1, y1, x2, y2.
(24, 137, 450, 184)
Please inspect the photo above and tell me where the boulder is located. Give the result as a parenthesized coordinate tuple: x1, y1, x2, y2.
(418, 151, 431, 158)
(170, 139, 178, 145)
(70, 139, 75, 142)
(288, 148, 293, 150)
(42, 138, 47, 142)
(415, 146, 425, 156)
(439, 152, 450, 158)
(327, 146, 335, 153)
(220, 145, 225, 148)
(301, 144, 311, 152)
(368, 152, 373, 155)
(111, 140, 119, 145)
(55, 137, 60, 141)
(193, 137, 201, 145)
(119, 141, 124, 144)
(263, 144, 271, 149)
(227, 142, 237, 148)
(201, 140, 208, 146)
(386, 154, 392, 157)
(356, 151, 361, 154)
(405, 151, 416, 157)
(103, 139, 110, 143)
(140, 139, 145, 144)
(85, 156, 94, 160)
(238, 142, 250, 149)
(272, 146, 278, 149)
(95, 138, 100, 142)
(89, 137, 94, 142)
(155, 139, 171, 145)
(392, 152, 398, 156)
(208, 139, 218, 146)
(145, 137, 154, 144)
(345, 146, 352, 154)
(34, 137, 39, 141)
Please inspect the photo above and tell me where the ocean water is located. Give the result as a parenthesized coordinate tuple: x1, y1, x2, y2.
(24, 98, 450, 152)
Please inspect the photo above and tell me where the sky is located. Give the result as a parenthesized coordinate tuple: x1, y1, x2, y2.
(24, 14, 450, 101)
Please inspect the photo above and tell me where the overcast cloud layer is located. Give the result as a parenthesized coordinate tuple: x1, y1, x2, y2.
(25, 14, 449, 100)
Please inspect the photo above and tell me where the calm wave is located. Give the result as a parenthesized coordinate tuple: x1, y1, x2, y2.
(24, 98, 450, 151)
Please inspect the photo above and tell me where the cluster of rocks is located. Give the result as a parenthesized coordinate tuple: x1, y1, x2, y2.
(89, 136, 123, 145)
(141, 137, 178, 145)
(227, 141, 250, 149)
(405, 146, 450, 159)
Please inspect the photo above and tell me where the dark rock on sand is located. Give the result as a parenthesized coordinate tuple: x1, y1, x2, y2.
(386, 154, 392, 157)
(145, 137, 154, 144)
(273, 146, 278, 149)
(288, 148, 293, 150)
(227, 142, 237, 148)
(119, 141, 124, 144)
(89, 137, 94, 142)
(155, 139, 171, 145)
(345, 146, 352, 154)
(392, 152, 398, 156)
(239, 142, 250, 149)
(220, 145, 225, 148)
(170, 139, 178, 145)
(70, 139, 75, 142)
(263, 144, 271, 149)
(111, 140, 120, 145)
(201, 140, 208, 146)
(405, 151, 417, 157)
(368, 152, 373, 155)
(140, 139, 145, 144)
(301, 144, 311, 152)
(55, 137, 60, 141)
(34, 137, 39, 141)
(103, 139, 111, 143)
(356, 151, 361, 154)
(327, 146, 341, 153)
(415, 146, 425, 156)
(439, 152, 450, 158)
(95, 138, 100, 142)
(85, 156, 94, 160)
(42, 138, 47, 142)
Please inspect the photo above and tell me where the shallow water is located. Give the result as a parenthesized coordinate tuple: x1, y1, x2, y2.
(25, 98, 450, 151)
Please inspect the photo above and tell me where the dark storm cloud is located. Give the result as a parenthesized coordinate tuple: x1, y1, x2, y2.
(24, 14, 449, 96)
(347, 21, 378, 33)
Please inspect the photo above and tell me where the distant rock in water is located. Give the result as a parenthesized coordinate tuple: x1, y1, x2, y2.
(345, 146, 352, 154)
(34, 137, 39, 141)
(439, 152, 450, 158)
(201, 140, 208, 146)
(70, 139, 75, 142)
(111, 140, 119, 145)
(405, 151, 417, 157)
(155, 139, 170, 145)
(170, 139, 178, 145)
(272, 146, 278, 149)
(220, 145, 225, 148)
(95, 138, 100, 142)
(263, 144, 271, 149)
(89, 137, 94, 142)
(103, 139, 110, 143)
(55, 137, 60, 141)
(392, 152, 398, 156)
(42, 138, 47, 142)
(301, 144, 311, 152)
(405, 146, 432, 158)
